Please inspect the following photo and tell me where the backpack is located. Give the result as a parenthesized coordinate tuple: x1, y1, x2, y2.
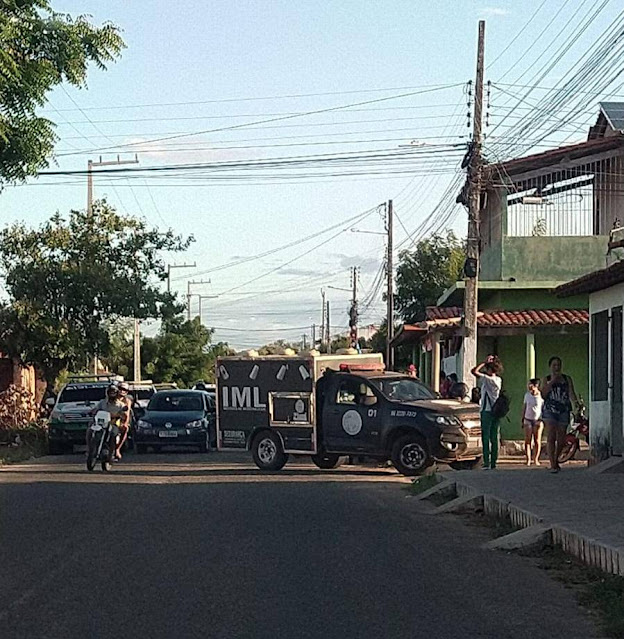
(492, 390, 511, 419)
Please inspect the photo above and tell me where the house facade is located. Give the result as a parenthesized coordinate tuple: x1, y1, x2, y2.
(557, 258, 624, 461)
(393, 103, 624, 440)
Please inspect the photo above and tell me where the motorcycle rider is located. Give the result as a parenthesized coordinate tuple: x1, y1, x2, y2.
(87, 384, 126, 456)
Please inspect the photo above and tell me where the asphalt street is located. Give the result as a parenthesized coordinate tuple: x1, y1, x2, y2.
(0, 452, 597, 639)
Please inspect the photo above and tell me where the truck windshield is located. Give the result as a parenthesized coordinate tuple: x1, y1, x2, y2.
(148, 393, 203, 412)
(370, 377, 435, 401)
(58, 387, 107, 404)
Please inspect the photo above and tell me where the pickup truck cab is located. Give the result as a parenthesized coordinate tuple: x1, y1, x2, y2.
(313, 369, 481, 475)
(216, 355, 481, 476)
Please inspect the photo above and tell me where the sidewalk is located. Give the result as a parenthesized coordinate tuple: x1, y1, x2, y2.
(435, 459, 624, 575)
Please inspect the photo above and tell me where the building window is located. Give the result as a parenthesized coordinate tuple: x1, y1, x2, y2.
(592, 310, 609, 401)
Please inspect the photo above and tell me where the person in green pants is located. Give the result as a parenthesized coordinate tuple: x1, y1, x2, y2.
(471, 355, 504, 469)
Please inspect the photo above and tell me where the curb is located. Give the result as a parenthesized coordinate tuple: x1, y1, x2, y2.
(451, 479, 624, 576)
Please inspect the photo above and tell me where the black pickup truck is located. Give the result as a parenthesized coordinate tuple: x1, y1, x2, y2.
(216, 356, 482, 475)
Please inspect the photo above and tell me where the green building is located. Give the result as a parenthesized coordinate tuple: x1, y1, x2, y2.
(393, 103, 624, 439)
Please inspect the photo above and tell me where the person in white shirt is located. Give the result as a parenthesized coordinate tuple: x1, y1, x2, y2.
(521, 378, 544, 466)
(471, 355, 503, 470)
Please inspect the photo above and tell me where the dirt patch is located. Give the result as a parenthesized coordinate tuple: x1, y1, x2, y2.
(516, 545, 624, 639)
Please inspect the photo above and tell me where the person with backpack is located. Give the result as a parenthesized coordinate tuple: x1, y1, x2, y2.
(471, 355, 505, 470)
(540, 356, 578, 474)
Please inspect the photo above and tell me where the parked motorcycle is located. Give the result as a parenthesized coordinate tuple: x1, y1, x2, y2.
(86, 410, 119, 472)
(558, 399, 589, 464)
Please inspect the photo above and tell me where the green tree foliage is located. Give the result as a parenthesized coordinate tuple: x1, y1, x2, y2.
(104, 316, 234, 386)
(0, 1, 125, 185)
(0, 201, 191, 385)
(395, 231, 465, 323)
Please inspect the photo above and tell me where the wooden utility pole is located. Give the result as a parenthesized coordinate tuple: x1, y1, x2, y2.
(349, 266, 359, 348)
(326, 300, 331, 354)
(461, 20, 486, 385)
(321, 290, 326, 351)
(312, 324, 316, 349)
(386, 200, 394, 370)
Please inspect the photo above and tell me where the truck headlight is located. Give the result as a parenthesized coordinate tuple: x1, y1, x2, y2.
(137, 420, 151, 430)
(50, 411, 65, 423)
(426, 414, 453, 426)
(187, 420, 203, 429)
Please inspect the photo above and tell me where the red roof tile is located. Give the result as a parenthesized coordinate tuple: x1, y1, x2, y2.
(425, 309, 588, 328)
(425, 306, 463, 320)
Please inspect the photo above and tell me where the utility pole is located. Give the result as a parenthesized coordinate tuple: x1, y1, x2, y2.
(326, 300, 331, 354)
(321, 289, 326, 351)
(167, 262, 197, 294)
(312, 324, 316, 350)
(302, 334, 308, 350)
(133, 319, 141, 382)
(386, 200, 394, 370)
(461, 20, 486, 385)
(87, 154, 138, 214)
(187, 279, 211, 321)
(349, 266, 359, 349)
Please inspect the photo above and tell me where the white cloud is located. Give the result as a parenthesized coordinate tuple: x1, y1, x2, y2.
(480, 6, 510, 17)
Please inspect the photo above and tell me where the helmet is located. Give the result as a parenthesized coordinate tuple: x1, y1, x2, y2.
(118, 382, 129, 393)
(106, 384, 119, 397)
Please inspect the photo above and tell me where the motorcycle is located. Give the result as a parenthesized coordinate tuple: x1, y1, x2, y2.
(558, 399, 589, 464)
(86, 410, 120, 472)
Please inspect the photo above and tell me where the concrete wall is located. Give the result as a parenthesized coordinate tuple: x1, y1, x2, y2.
(480, 288, 588, 311)
(480, 235, 608, 282)
(589, 283, 624, 460)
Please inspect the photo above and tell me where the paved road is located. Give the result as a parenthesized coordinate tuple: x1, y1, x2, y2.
(0, 452, 597, 639)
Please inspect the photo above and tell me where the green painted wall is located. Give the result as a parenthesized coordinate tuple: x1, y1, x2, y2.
(480, 235, 608, 283)
(502, 236, 608, 282)
(534, 334, 589, 409)
(480, 289, 588, 311)
(495, 336, 527, 440)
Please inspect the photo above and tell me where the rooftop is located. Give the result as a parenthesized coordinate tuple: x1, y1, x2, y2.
(392, 309, 588, 347)
(556, 259, 624, 297)
(437, 280, 567, 306)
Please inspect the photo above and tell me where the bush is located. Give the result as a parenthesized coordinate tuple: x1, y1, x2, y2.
(0, 385, 47, 446)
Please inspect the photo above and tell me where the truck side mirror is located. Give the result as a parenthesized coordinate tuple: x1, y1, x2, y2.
(362, 395, 377, 407)
(45, 397, 55, 407)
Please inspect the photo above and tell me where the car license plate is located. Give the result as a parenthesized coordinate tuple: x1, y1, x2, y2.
(159, 431, 178, 438)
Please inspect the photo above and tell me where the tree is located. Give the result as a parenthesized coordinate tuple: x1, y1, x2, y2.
(103, 315, 234, 386)
(395, 231, 465, 323)
(0, 201, 192, 386)
(0, 1, 125, 185)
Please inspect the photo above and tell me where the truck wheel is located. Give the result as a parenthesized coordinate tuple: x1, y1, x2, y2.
(252, 431, 288, 471)
(449, 457, 482, 471)
(391, 434, 433, 476)
(311, 453, 343, 469)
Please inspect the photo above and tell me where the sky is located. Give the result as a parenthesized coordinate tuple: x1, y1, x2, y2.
(2, 0, 622, 349)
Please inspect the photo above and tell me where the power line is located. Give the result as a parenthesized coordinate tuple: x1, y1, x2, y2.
(56, 83, 466, 156)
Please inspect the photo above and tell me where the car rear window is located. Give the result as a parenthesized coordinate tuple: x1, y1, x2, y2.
(148, 393, 203, 412)
(58, 387, 107, 404)
(133, 388, 155, 400)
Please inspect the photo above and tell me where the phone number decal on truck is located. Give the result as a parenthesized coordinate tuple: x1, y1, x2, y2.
(222, 430, 246, 447)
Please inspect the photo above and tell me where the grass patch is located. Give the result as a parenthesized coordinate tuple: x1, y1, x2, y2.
(407, 473, 441, 495)
(460, 508, 520, 540)
(406, 473, 456, 507)
(517, 545, 624, 638)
